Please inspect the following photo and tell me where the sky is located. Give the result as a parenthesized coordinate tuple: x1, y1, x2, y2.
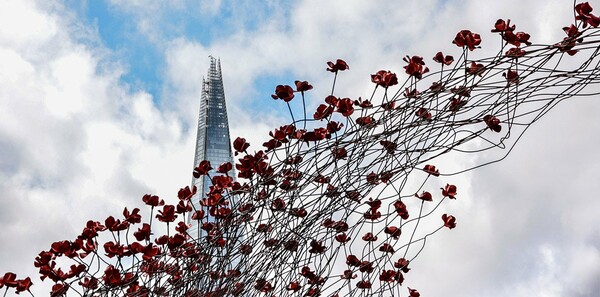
(0, 0, 599, 296)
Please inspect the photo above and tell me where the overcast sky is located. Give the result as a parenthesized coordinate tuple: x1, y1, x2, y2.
(1, 0, 599, 296)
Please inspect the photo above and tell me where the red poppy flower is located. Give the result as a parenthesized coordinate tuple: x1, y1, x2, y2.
(505, 47, 526, 58)
(385, 226, 401, 239)
(290, 207, 307, 218)
(335, 233, 351, 243)
(16, 277, 32, 293)
(354, 97, 373, 108)
(346, 255, 361, 267)
(404, 88, 420, 99)
(442, 184, 457, 199)
(362, 232, 377, 241)
(134, 223, 152, 241)
(359, 260, 374, 273)
(453, 30, 482, 51)
(503, 31, 532, 47)
(381, 101, 396, 110)
(254, 279, 273, 292)
(313, 104, 334, 120)
(1, 272, 18, 288)
(156, 205, 177, 223)
(341, 270, 356, 279)
(295, 80, 313, 92)
(451, 85, 471, 97)
(283, 240, 299, 252)
(271, 198, 286, 211)
(332, 147, 348, 159)
(51, 283, 69, 296)
(379, 243, 395, 253)
(408, 287, 421, 297)
(142, 194, 164, 207)
(423, 164, 440, 176)
(371, 70, 399, 88)
(415, 108, 432, 120)
(327, 121, 343, 133)
(335, 98, 355, 117)
(287, 281, 302, 292)
(233, 137, 250, 154)
(105, 216, 128, 232)
(403, 56, 429, 79)
(449, 98, 466, 112)
(123, 207, 141, 224)
(442, 214, 457, 229)
(483, 115, 502, 132)
(393, 200, 409, 219)
(503, 69, 519, 84)
(271, 85, 295, 102)
(467, 61, 485, 76)
(193, 160, 212, 178)
(380, 140, 397, 154)
(326, 59, 349, 72)
(575, 2, 600, 28)
(491, 19, 516, 33)
(394, 258, 411, 273)
(357, 280, 372, 289)
(379, 270, 397, 282)
(415, 191, 433, 202)
(433, 52, 454, 65)
(356, 116, 374, 126)
(217, 162, 232, 174)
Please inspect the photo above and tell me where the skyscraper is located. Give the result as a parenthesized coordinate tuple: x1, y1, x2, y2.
(188, 56, 234, 236)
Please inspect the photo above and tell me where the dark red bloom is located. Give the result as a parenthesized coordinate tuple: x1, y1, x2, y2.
(503, 69, 520, 84)
(295, 80, 313, 92)
(309, 240, 326, 254)
(313, 104, 334, 120)
(575, 2, 600, 28)
(332, 147, 348, 159)
(442, 184, 457, 199)
(491, 19, 516, 33)
(433, 52, 454, 65)
(356, 116, 374, 126)
(423, 164, 440, 176)
(335, 233, 351, 243)
(415, 108, 432, 120)
(346, 255, 361, 267)
(403, 56, 429, 79)
(1, 272, 18, 288)
(505, 47, 526, 58)
(354, 97, 373, 108)
(193, 160, 212, 178)
(442, 214, 457, 229)
(287, 281, 302, 292)
(466, 61, 485, 76)
(326, 59, 349, 72)
(449, 98, 466, 112)
(380, 140, 397, 154)
(217, 162, 232, 173)
(408, 287, 421, 297)
(362, 232, 377, 241)
(16, 277, 32, 293)
(385, 226, 401, 239)
(254, 279, 273, 292)
(156, 205, 177, 223)
(453, 30, 482, 51)
(123, 207, 141, 224)
(356, 280, 372, 289)
(394, 258, 411, 273)
(371, 70, 399, 88)
(483, 115, 502, 132)
(393, 200, 409, 219)
(503, 31, 532, 47)
(134, 223, 152, 241)
(335, 98, 354, 117)
(271, 85, 295, 102)
(379, 243, 395, 253)
(233, 137, 250, 154)
(142, 194, 164, 207)
(415, 191, 433, 202)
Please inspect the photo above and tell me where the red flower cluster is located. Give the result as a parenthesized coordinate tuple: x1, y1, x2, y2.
(433, 52, 454, 65)
(483, 115, 502, 132)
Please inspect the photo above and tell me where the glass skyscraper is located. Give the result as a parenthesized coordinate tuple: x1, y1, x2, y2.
(188, 56, 234, 236)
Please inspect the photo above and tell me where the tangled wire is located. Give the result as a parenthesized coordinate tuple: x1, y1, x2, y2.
(3, 2, 600, 297)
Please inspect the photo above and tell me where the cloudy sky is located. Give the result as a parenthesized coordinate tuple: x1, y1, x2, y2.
(1, 0, 599, 296)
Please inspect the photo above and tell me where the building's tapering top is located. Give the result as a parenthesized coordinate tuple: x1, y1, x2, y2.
(189, 56, 234, 222)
